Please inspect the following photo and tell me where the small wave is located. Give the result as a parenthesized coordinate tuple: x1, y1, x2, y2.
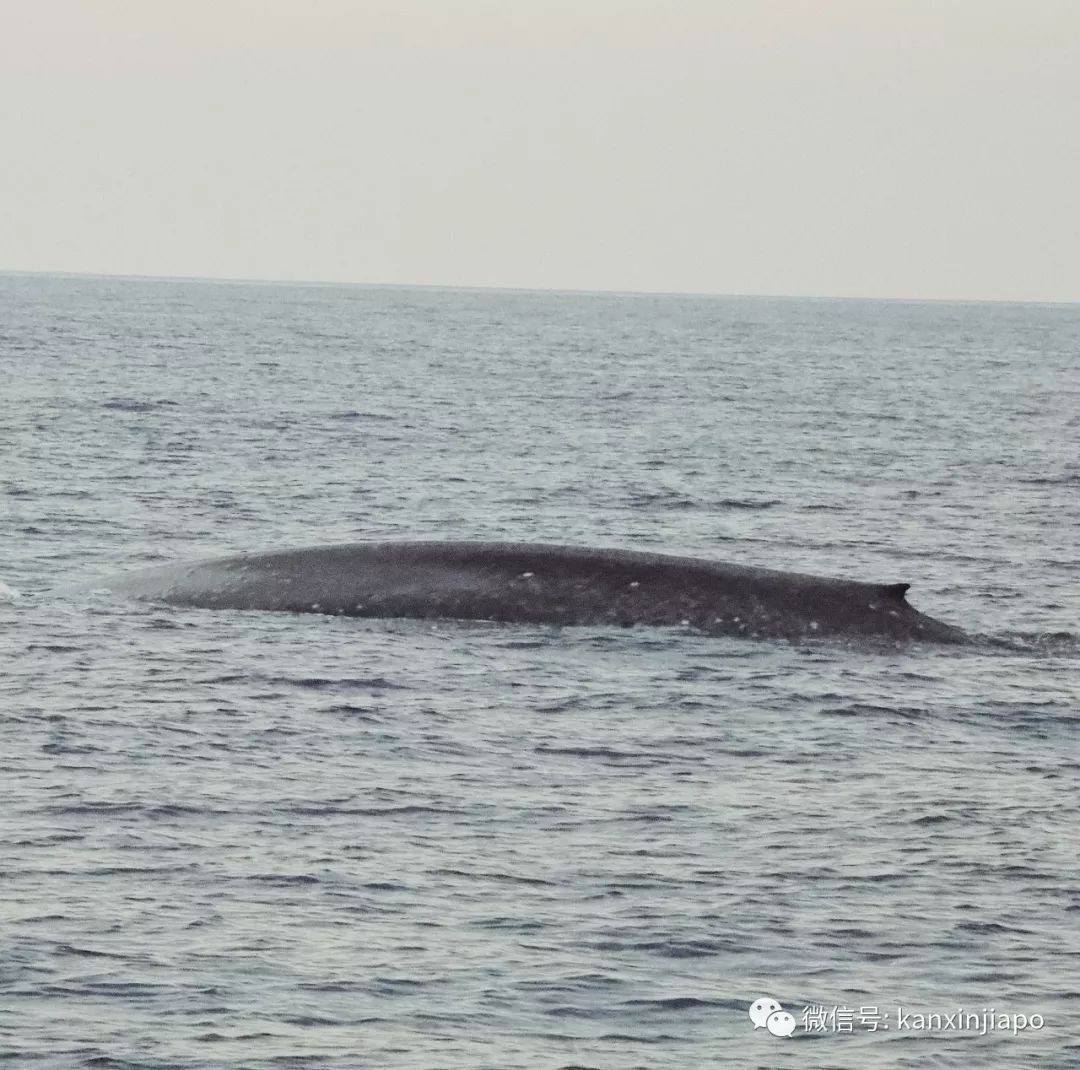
(40, 980, 172, 997)
(590, 937, 729, 958)
(288, 803, 452, 817)
(41, 741, 101, 755)
(249, 873, 320, 886)
(912, 813, 950, 826)
(280, 1014, 344, 1027)
(0, 580, 21, 601)
(428, 867, 556, 887)
(207, 673, 407, 690)
(323, 703, 383, 719)
(981, 630, 1078, 654)
(101, 397, 178, 412)
(955, 920, 1035, 934)
(329, 409, 395, 421)
(626, 491, 781, 511)
(54, 943, 129, 960)
(621, 996, 723, 1010)
(534, 744, 706, 765)
(42, 802, 220, 819)
(264, 674, 407, 691)
(534, 745, 654, 761)
(716, 497, 781, 510)
(819, 703, 929, 720)
(627, 490, 699, 510)
(1018, 473, 1080, 486)
(596, 1033, 686, 1044)
(544, 1005, 608, 1019)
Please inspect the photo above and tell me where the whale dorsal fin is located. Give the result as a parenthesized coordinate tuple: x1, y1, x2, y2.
(882, 582, 911, 602)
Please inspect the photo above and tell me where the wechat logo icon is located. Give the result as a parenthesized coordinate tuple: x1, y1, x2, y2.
(749, 996, 797, 1037)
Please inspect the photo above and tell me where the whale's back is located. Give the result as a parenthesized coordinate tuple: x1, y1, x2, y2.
(78, 540, 968, 644)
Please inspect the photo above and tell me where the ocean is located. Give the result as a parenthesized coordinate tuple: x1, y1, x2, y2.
(2, 273, 1078, 1068)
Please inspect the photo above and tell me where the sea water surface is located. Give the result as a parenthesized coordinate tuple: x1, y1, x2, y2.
(2, 274, 1079, 1068)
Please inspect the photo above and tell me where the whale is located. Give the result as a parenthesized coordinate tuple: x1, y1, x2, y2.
(79, 540, 969, 643)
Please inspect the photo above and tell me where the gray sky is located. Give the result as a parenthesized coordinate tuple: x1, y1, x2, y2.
(3, 0, 1078, 301)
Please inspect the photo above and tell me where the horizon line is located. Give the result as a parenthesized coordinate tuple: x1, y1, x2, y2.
(1, 266, 1076, 308)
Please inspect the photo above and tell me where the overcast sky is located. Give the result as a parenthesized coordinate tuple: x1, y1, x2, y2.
(3, 1, 1078, 301)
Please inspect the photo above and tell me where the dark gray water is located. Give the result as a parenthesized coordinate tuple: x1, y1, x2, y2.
(2, 273, 1079, 1068)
